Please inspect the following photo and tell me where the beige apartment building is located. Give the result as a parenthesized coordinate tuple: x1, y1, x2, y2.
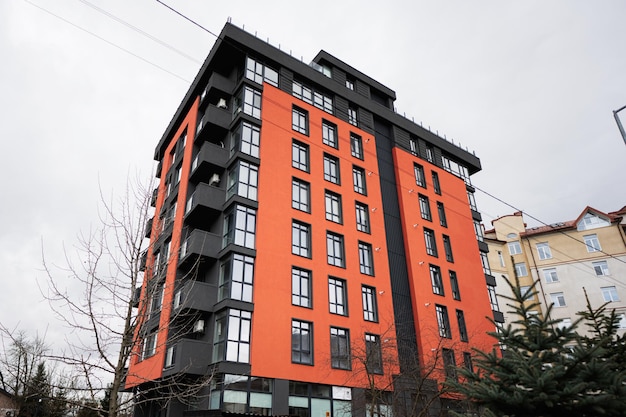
(484, 205, 626, 334)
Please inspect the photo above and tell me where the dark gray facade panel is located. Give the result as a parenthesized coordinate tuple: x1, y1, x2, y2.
(393, 126, 410, 150)
(279, 67, 293, 95)
(355, 80, 370, 99)
(332, 67, 347, 88)
(272, 379, 290, 415)
(358, 108, 374, 134)
(373, 118, 418, 373)
(334, 95, 349, 124)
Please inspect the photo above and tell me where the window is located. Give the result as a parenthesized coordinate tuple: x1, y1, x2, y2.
(358, 242, 374, 276)
(468, 190, 478, 211)
(508, 241, 522, 255)
(488, 285, 500, 311)
(498, 251, 505, 267)
(291, 221, 311, 258)
(352, 166, 367, 195)
(328, 277, 348, 316)
(345, 77, 355, 90)
(231, 121, 260, 158)
(430, 265, 444, 296)
(442, 349, 457, 380)
(550, 292, 566, 307)
(519, 285, 532, 298)
(325, 191, 342, 223)
(227, 160, 259, 200)
(164, 345, 175, 368)
(432, 171, 441, 195)
(355, 202, 370, 233)
(323, 154, 340, 184)
(474, 221, 484, 242)
(292, 267, 312, 308)
(437, 202, 447, 227)
(424, 228, 438, 257)
(291, 320, 313, 365)
(292, 106, 309, 135)
(457, 310, 468, 342)
(350, 133, 364, 159)
(218, 254, 255, 302)
(463, 352, 473, 372)
(543, 268, 558, 283)
(213, 309, 251, 363)
(348, 106, 358, 126)
(514, 262, 528, 277)
(292, 178, 310, 212)
(326, 232, 345, 267)
(245, 57, 278, 86)
(593, 260, 610, 276)
(602, 286, 619, 302)
(292, 81, 333, 113)
(418, 194, 432, 221)
(443, 235, 454, 262)
(223, 205, 256, 249)
(322, 120, 338, 148)
(578, 212, 610, 231)
(365, 334, 383, 374)
(425, 144, 434, 163)
(292, 140, 309, 172)
(414, 164, 426, 188)
(584, 234, 601, 252)
(236, 86, 262, 119)
(481, 252, 492, 276)
(450, 271, 461, 300)
(362, 286, 378, 322)
(536, 243, 552, 260)
(142, 332, 157, 360)
(292, 221, 311, 258)
(436, 305, 452, 338)
(330, 328, 351, 370)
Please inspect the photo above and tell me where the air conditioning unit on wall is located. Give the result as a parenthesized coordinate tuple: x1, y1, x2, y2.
(209, 173, 220, 186)
(192, 319, 205, 333)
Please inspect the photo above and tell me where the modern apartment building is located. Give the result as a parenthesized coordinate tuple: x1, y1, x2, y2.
(126, 22, 498, 417)
(484, 206, 626, 333)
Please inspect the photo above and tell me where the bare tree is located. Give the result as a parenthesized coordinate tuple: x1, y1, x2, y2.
(40, 175, 213, 417)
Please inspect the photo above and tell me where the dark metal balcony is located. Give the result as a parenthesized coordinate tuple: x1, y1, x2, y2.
(139, 250, 147, 272)
(199, 72, 234, 106)
(184, 184, 225, 227)
(144, 217, 153, 238)
(189, 142, 228, 183)
(150, 188, 158, 207)
(162, 339, 211, 376)
(195, 105, 230, 143)
(172, 280, 216, 314)
(178, 230, 221, 268)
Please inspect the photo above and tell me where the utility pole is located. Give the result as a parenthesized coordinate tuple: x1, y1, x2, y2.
(613, 105, 626, 145)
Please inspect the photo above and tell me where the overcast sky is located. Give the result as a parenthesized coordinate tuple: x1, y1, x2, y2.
(1, 0, 625, 352)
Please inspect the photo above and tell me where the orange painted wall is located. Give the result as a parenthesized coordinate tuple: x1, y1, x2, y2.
(252, 85, 398, 389)
(125, 99, 199, 389)
(392, 149, 495, 379)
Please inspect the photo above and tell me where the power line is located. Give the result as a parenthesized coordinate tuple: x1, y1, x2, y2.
(23, 0, 192, 83)
(78, 0, 203, 65)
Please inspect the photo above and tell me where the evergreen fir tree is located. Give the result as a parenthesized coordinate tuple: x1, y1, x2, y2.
(19, 363, 50, 417)
(447, 276, 626, 417)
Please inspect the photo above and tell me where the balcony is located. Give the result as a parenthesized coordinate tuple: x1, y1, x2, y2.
(185, 184, 225, 227)
(179, 230, 221, 268)
(150, 188, 158, 207)
(139, 250, 147, 272)
(172, 281, 215, 314)
(195, 105, 230, 144)
(199, 72, 234, 106)
(189, 142, 228, 183)
(144, 217, 153, 238)
(162, 339, 211, 376)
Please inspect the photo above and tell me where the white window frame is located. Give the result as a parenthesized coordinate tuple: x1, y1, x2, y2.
(550, 292, 566, 307)
(592, 260, 610, 276)
(536, 242, 552, 260)
(584, 234, 601, 252)
(508, 241, 522, 255)
(543, 268, 559, 283)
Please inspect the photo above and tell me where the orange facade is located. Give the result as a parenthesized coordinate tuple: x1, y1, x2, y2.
(125, 99, 200, 388)
(393, 149, 495, 379)
(252, 85, 398, 389)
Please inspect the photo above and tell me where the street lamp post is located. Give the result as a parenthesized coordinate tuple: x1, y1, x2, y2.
(613, 105, 626, 145)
